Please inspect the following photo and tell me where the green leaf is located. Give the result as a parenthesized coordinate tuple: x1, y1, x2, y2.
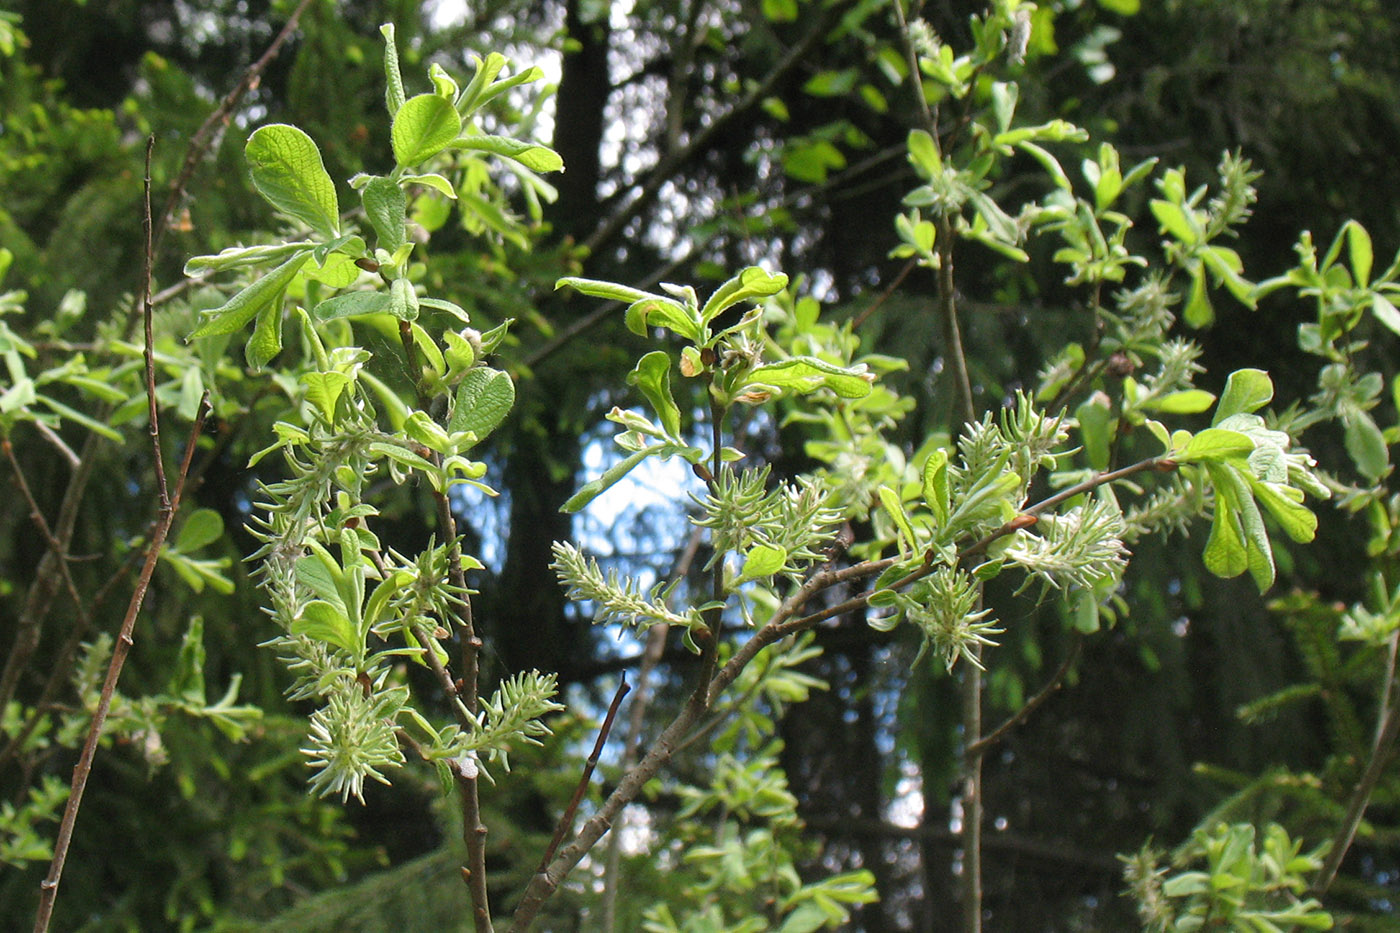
(189, 251, 311, 339)
(245, 292, 283, 370)
(1096, 0, 1140, 13)
(449, 366, 515, 443)
(1204, 462, 1275, 590)
(379, 24, 406, 116)
(802, 69, 859, 97)
(626, 297, 702, 343)
(1212, 369, 1273, 425)
(362, 176, 407, 252)
(1371, 292, 1400, 337)
(392, 94, 463, 167)
(555, 276, 656, 305)
(922, 449, 950, 526)
(177, 365, 203, 420)
(245, 125, 340, 239)
(878, 485, 918, 553)
(183, 241, 318, 276)
(1177, 428, 1254, 463)
(761, 0, 798, 20)
(1183, 266, 1214, 328)
(1150, 199, 1198, 245)
(292, 600, 361, 657)
(175, 508, 224, 553)
(388, 276, 419, 321)
(907, 130, 941, 176)
(743, 357, 874, 399)
(1249, 479, 1317, 543)
(699, 266, 789, 324)
(34, 394, 123, 441)
(312, 291, 391, 321)
(1347, 220, 1373, 287)
(738, 544, 787, 583)
(400, 173, 458, 199)
(627, 351, 682, 439)
(451, 135, 563, 173)
(1344, 410, 1389, 481)
(562, 448, 652, 513)
(782, 139, 845, 183)
(302, 371, 353, 423)
(304, 252, 359, 289)
(1075, 393, 1113, 471)
(1150, 389, 1216, 414)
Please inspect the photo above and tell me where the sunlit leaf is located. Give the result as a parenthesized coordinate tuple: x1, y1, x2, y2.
(245, 125, 340, 239)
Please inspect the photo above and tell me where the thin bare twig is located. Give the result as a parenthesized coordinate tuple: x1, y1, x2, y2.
(581, 5, 837, 257)
(31, 393, 208, 933)
(539, 678, 631, 872)
(151, 0, 316, 261)
(31, 133, 210, 933)
(1314, 624, 1400, 894)
(601, 527, 703, 931)
(966, 635, 1083, 758)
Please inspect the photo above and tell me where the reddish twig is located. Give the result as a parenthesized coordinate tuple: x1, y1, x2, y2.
(966, 635, 1083, 759)
(538, 677, 632, 873)
(151, 0, 316, 261)
(31, 131, 211, 933)
(30, 394, 208, 933)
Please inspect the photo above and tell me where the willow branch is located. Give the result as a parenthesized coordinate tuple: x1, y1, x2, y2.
(151, 0, 315, 261)
(31, 394, 208, 933)
(967, 635, 1083, 758)
(539, 678, 631, 872)
(1314, 625, 1400, 895)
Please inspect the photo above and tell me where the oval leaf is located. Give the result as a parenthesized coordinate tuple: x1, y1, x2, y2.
(392, 94, 462, 167)
(246, 125, 340, 239)
(362, 176, 408, 252)
(450, 366, 515, 443)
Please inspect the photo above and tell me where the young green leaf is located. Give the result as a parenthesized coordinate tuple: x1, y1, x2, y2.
(878, 485, 918, 554)
(362, 176, 408, 252)
(449, 366, 515, 443)
(379, 24, 406, 116)
(245, 125, 340, 239)
(451, 135, 563, 173)
(627, 351, 682, 439)
(392, 94, 463, 167)
(175, 508, 225, 553)
(922, 449, 950, 526)
(189, 251, 311, 339)
(1212, 369, 1273, 425)
(562, 448, 652, 513)
(293, 600, 362, 658)
(737, 544, 787, 583)
(245, 293, 284, 370)
(388, 276, 419, 321)
(313, 291, 391, 321)
(742, 357, 874, 399)
(699, 266, 789, 324)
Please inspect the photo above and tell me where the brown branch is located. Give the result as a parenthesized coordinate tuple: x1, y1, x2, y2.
(151, 0, 316, 262)
(1314, 625, 1400, 895)
(600, 527, 702, 930)
(966, 634, 1083, 759)
(31, 393, 208, 933)
(851, 258, 918, 331)
(0, 431, 98, 722)
(142, 137, 170, 508)
(538, 677, 631, 873)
